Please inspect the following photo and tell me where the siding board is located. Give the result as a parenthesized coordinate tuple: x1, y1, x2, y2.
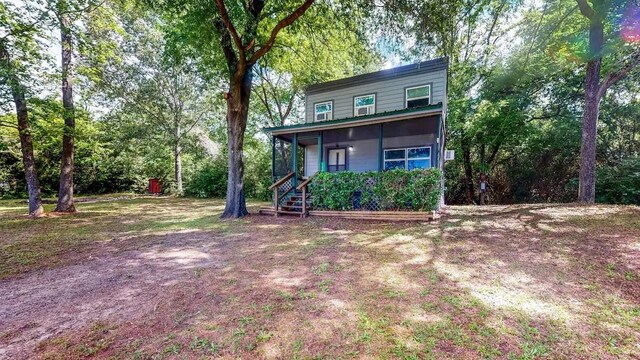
(306, 68, 447, 123)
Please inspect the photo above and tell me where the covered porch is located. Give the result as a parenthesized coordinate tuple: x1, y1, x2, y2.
(265, 106, 444, 218)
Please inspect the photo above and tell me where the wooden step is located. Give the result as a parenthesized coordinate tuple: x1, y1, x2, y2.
(277, 210, 303, 215)
(259, 207, 303, 217)
(259, 207, 276, 215)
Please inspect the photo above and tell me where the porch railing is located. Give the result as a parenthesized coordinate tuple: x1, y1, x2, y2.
(296, 172, 317, 218)
(269, 172, 294, 217)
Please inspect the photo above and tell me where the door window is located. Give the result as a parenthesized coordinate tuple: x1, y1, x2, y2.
(327, 148, 346, 172)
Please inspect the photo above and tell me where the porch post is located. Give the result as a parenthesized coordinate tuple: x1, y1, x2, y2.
(377, 124, 384, 172)
(435, 114, 442, 168)
(292, 133, 298, 187)
(318, 131, 324, 172)
(271, 136, 276, 179)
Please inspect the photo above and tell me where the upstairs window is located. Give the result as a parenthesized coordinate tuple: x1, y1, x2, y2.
(354, 94, 375, 116)
(384, 146, 431, 170)
(405, 85, 431, 108)
(314, 101, 333, 121)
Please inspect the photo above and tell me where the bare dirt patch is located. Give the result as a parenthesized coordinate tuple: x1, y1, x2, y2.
(1, 199, 639, 359)
(0, 231, 223, 359)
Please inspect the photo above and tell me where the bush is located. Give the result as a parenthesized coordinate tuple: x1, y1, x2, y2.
(596, 157, 640, 205)
(185, 157, 228, 198)
(185, 153, 272, 201)
(310, 169, 441, 211)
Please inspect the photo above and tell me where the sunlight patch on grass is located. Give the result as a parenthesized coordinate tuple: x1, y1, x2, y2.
(536, 221, 585, 234)
(371, 264, 421, 292)
(403, 306, 442, 324)
(263, 268, 306, 288)
(139, 248, 213, 267)
(255, 224, 282, 230)
(531, 206, 622, 219)
(434, 260, 574, 322)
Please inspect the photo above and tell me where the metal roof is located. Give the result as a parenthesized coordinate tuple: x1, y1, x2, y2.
(305, 58, 449, 95)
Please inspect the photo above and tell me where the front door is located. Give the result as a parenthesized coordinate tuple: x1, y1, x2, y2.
(327, 148, 346, 172)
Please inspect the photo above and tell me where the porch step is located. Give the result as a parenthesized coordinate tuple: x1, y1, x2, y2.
(277, 210, 304, 216)
(289, 196, 312, 201)
(259, 207, 304, 217)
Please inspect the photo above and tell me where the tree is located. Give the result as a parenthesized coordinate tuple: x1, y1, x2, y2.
(153, 0, 382, 216)
(575, 0, 640, 203)
(213, 0, 316, 218)
(88, 16, 216, 195)
(251, 15, 380, 130)
(0, 2, 45, 217)
(375, 0, 517, 205)
(45, 0, 78, 212)
(156, 0, 318, 217)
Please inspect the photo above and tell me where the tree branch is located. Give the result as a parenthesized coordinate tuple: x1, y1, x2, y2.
(576, 0, 596, 21)
(215, 0, 245, 63)
(598, 49, 640, 98)
(248, 0, 315, 65)
(255, 69, 277, 126)
(213, 17, 239, 72)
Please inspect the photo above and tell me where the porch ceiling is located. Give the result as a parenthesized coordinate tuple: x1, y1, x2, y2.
(265, 103, 443, 136)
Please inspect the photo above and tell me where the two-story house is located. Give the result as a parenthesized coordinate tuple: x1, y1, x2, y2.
(262, 57, 448, 218)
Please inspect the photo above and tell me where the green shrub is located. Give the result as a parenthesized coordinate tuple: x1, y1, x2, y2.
(596, 157, 640, 205)
(310, 169, 441, 211)
(185, 153, 272, 201)
(185, 157, 228, 198)
(309, 171, 362, 210)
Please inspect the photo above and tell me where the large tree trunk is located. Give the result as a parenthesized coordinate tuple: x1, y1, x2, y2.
(174, 141, 183, 195)
(14, 90, 44, 217)
(221, 70, 252, 218)
(578, 13, 604, 204)
(578, 59, 601, 203)
(55, 10, 76, 213)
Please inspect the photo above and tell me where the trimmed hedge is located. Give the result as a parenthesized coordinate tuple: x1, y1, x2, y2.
(309, 169, 442, 211)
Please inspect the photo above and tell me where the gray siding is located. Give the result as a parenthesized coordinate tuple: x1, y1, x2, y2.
(305, 68, 447, 123)
(304, 134, 437, 176)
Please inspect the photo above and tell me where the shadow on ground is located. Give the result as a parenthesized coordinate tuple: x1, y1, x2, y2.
(0, 199, 638, 359)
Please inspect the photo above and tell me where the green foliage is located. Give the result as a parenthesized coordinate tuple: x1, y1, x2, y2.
(185, 143, 272, 201)
(185, 157, 228, 199)
(596, 158, 640, 205)
(309, 171, 362, 210)
(375, 169, 442, 211)
(310, 169, 441, 211)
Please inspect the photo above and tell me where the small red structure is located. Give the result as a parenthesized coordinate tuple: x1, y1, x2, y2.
(148, 178, 161, 194)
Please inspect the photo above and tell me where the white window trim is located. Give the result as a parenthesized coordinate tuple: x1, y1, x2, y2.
(384, 146, 431, 170)
(314, 101, 333, 122)
(354, 94, 376, 117)
(405, 85, 431, 108)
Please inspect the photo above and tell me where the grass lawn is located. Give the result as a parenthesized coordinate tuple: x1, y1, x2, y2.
(1, 197, 639, 359)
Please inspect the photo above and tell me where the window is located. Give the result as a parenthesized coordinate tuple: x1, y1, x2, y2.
(405, 85, 431, 108)
(354, 94, 375, 116)
(314, 101, 333, 121)
(384, 146, 431, 170)
(327, 148, 346, 172)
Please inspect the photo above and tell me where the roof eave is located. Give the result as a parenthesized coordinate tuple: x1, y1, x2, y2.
(267, 107, 443, 136)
